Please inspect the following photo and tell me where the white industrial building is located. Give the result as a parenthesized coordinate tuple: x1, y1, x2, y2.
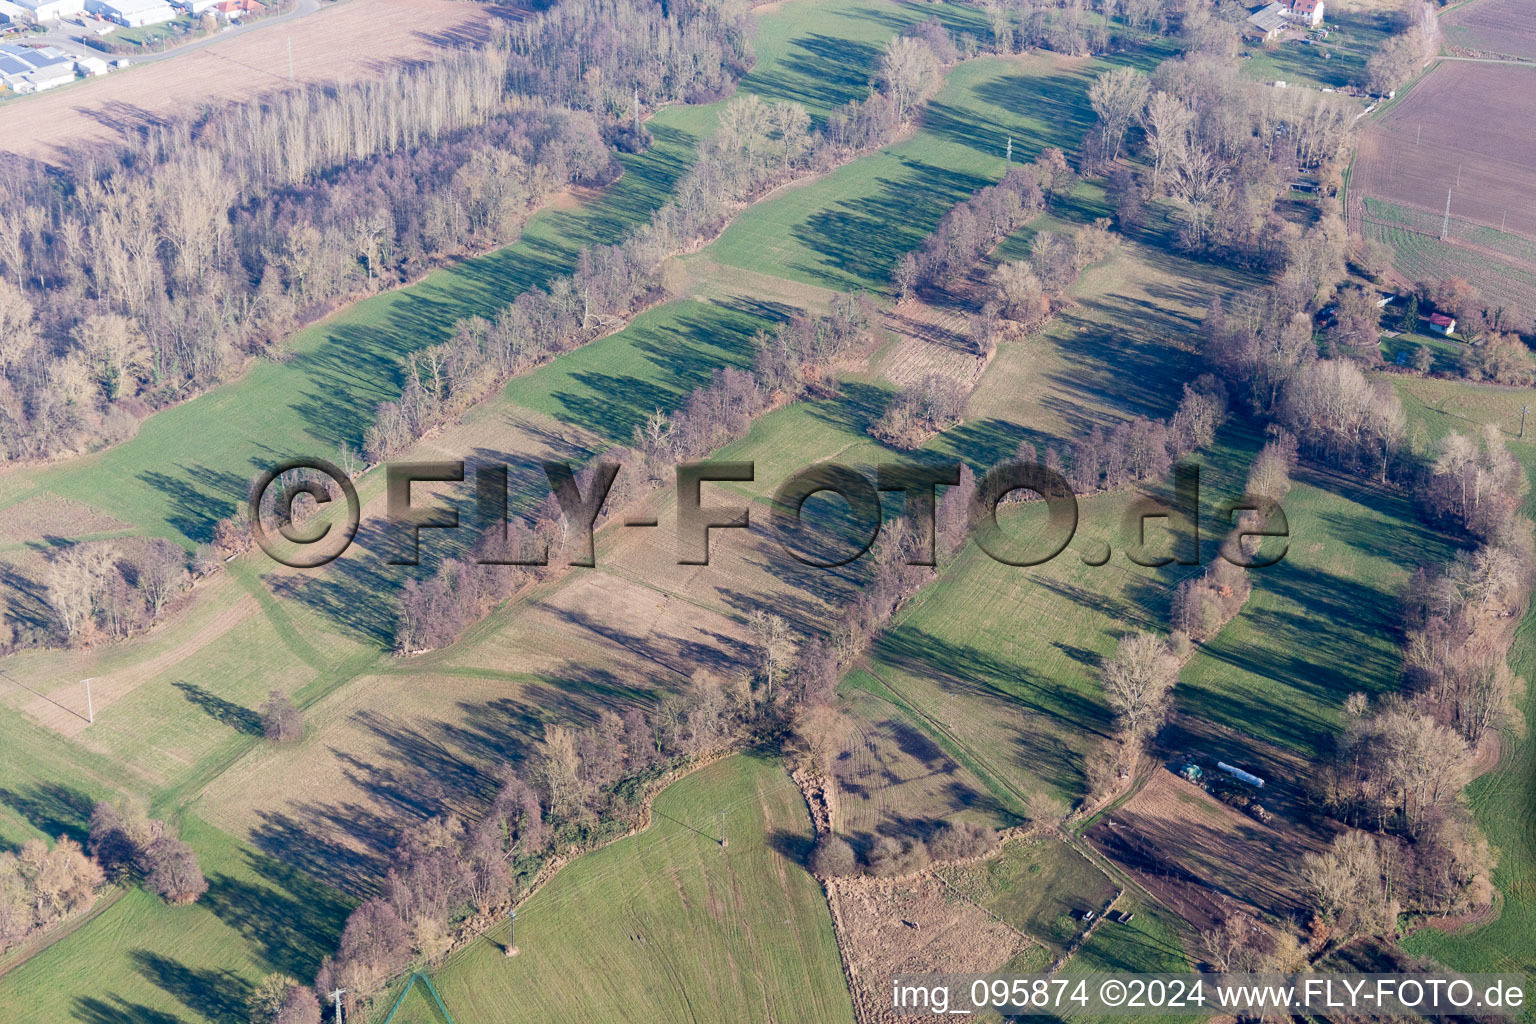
(15, 0, 85, 22)
(84, 0, 175, 27)
(0, 42, 76, 91)
(0, 0, 32, 24)
(74, 52, 107, 74)
(169, 0, 217, 12)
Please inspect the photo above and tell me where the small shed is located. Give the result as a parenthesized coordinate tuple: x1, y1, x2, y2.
(1427, 313, 1456, 335)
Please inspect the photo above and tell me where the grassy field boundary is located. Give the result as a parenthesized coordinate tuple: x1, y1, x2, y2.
(852, 662, 1035, 819)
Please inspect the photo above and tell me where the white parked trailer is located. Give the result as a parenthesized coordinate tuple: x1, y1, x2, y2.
(1217, 762, 1265, 788)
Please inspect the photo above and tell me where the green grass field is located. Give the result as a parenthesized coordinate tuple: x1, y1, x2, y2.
(1177, 457, 1455, 757)
(706, 52, 1101, 292)
(382, 756, 852, 1024)
(941, 838, 1119, 953)
(1392, 375, 1536, 1021)
(1362, 199, 1536, 325)
(0, 814, 352, 1024)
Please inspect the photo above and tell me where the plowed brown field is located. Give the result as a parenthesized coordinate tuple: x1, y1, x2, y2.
(0, 0, 509, 162)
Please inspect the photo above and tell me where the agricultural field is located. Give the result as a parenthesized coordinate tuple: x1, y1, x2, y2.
(1359, 198, 1536, 322)
(384, 756, 854, 1024)
(1355, 63, 1536, 241)
(1442, 0, 1536, 60)
(5, 0, 1536, 1016)
(0, 0, 513, 163)
(1352, 60, 1536, 315)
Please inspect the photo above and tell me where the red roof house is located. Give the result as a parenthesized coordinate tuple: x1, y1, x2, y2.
(1286, 0, 1325, 26)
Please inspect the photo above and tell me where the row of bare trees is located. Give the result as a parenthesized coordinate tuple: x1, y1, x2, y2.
(894, 153, 1071, 300)
(1042, 377, 1229, 495)
(16, 537, 201, 651)
(358, 23, 947, 466)
(1365, 2, 1440, 95)
(395, 297, 879, 653)
(1297, 469, 1528, 945)
(811, 820, 999, 879)
(0, 0, 755, 464)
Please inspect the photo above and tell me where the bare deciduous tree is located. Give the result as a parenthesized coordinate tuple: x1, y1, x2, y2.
(1089, 67, 1150, 161)
(1100, 631, 1179, 737)
(877, 36, 942, 122)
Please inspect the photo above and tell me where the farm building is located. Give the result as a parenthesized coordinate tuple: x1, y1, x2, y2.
(15, 0, 83, 20)
(0, 42, 76, 91)
(1245, 2, 1289, 41)
(0, 0, 31, 24)
(1285, 0, 1324, 28)
(212, 0, 257, 14)
(1427, 313, 1457, 335)
(84, 0, 174, 26)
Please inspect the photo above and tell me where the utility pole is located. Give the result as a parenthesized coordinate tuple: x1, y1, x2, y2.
(1521, 404, 1528, 439)
(505, 909, 518, 956)
(83, 678, 94, 725)
(1416, 123, 1420, 146)
(1457, 162, 1462, 188)
(719, 809, 727, 848)
(1441, 186, 1452, 241)
(328, 988, 346, 1023)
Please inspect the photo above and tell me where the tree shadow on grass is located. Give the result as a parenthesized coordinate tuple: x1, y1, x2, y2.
(788, 159, 989, 290)
(766, 827, 816, 868)
(201, 850, 354, 981)
(137, 465, 251, 546)
(741, 33, 883, 119)
(970, 70, 1098, 157)
(0, 781, 95, 846)
(172, 682, 262, 737)
(71, 996, 183, 1024)
(870, 623, 1117, 799)
(131, 950, 253, 1024)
